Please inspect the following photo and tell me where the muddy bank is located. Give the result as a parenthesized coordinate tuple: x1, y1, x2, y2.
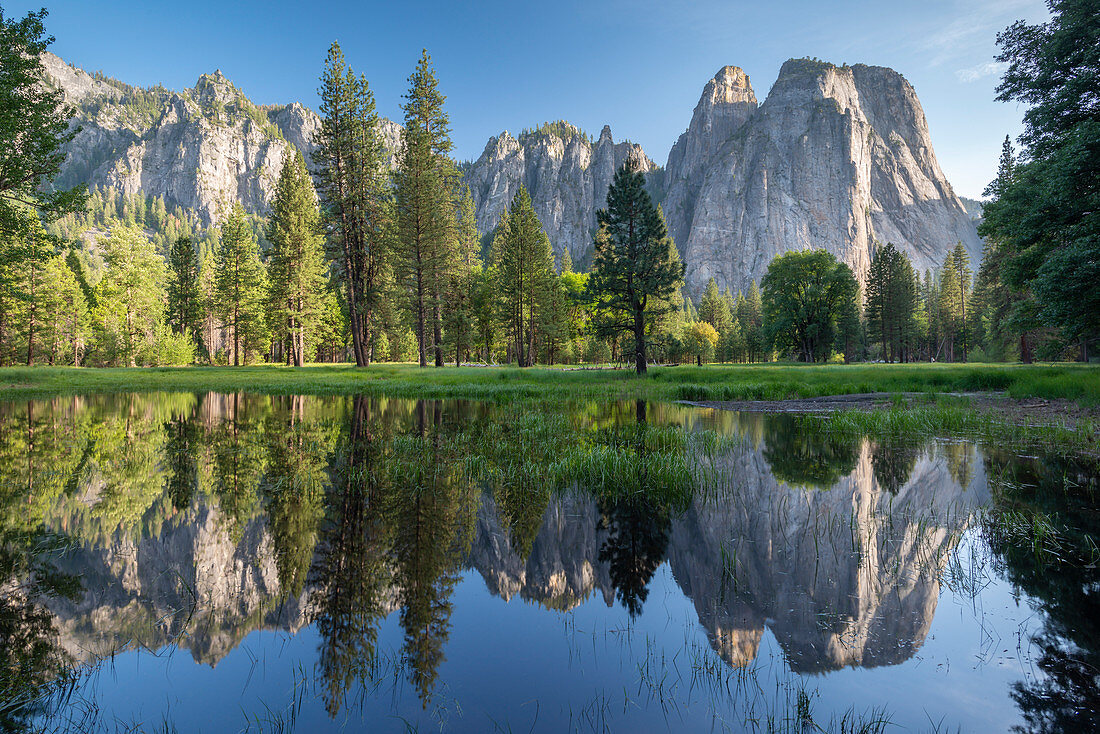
(684, 392, 1099, 434)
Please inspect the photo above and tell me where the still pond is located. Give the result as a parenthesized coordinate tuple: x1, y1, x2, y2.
(0, 394, 1096, 732)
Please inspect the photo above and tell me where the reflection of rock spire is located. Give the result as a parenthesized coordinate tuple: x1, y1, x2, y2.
(669, 438, 986, 672)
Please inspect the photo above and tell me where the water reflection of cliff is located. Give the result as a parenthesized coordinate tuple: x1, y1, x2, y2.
(467, 434, 986, 672)
(0, 394, 989, 722)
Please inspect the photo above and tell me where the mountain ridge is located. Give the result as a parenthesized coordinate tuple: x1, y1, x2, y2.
(42, 52, 981, 293)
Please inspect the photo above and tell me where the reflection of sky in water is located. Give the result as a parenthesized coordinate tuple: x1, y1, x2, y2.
(0, 395, 1089, 731)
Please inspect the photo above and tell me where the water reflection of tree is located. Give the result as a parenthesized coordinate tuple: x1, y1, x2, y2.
(597, 401, 672, 619)
(762, 416, 858, 489)
(388, 400, 476, 706)
(0, 402, 84, 731)
(210, 394, 267, 535)
(164, 405, 200, 511)
(985, 455, 1100, 732)
(263, 395, 333, 597)
(870, 441, 917, 493)
(310, 396, 394, 718)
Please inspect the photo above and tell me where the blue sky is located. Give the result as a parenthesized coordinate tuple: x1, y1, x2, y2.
(11, 0, 1049, 198)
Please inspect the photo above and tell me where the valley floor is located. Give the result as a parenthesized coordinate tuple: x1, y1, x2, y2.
(0, 361, 1096, 403)
(2, 362, 1097, 452)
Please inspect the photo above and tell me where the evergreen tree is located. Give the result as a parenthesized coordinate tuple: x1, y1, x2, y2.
(491, 186, 555, 367)
(0, 8, 85, 243)
(267, 149, 327, 366)
(737, 281, 765, 362)
(394, 50, 459, 367)
(314, 42, 391, 366)
(442, 186, 481, 365)
(865, 243, 919, 362)
(166, 236, 203, 350)
(587, 162, 685, 374)
(980, 0, 1100, 358)
(214, 205, 268, 366)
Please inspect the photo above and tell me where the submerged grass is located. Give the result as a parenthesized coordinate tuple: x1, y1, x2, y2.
(1, 362, 1098, 405)
(803, 402, 1099, 455)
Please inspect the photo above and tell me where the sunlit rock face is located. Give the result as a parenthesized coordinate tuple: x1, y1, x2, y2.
(463, 125, 654, 265)
(668, 440, 987, 671)
(668, 60, 982, 295)
(42, 53, 401, 228)
(44, 504, 309, 666)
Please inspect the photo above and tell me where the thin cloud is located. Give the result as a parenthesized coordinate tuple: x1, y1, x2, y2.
(956, 61, 1008, 82)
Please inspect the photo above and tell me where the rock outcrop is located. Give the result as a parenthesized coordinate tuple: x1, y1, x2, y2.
(42, 53, 399, 227)
(43, 52, 981, 297)
(462, 123, 654, 265)
(668, 60, 982, 294)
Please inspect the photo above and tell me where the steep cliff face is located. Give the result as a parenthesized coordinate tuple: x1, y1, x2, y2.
(44, 52, 979, 295)
(663, 65, 758, 248)
(671, 60, 982, 294)
(463, 123, 654, 264)
(42, 53, 400, 227)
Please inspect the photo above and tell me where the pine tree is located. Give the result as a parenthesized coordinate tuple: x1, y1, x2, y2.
(394, 50, 458, 367)
(214, 205, 268, 366)
(587, 162, 685, 374)
(314, 42, 391, 366)
(267, 149, 327, 366)
(491, 186, 555, 366)
(736, 281, 765, 362)
(166, 236, 203, 350)
(442, 186, 481, 365)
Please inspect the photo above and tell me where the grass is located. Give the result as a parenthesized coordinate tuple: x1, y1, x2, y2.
(1, 362, 1098, 404)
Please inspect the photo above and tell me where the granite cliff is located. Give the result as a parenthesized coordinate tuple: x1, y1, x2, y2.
(666, 60, 983, 294)
(43, 53, 979, 293)
(42, 52, 399, 228)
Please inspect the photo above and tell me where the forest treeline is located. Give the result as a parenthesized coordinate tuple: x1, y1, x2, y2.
(0, 2, 1094, 370)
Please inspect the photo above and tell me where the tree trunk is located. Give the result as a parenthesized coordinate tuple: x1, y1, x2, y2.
(633, 305, 647, 375)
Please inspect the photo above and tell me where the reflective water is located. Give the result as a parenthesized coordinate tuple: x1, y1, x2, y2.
(0, 394, 1096, 732)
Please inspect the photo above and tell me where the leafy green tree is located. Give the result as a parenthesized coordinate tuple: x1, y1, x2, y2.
(697, 278, 731, 334)
(684, 320, 719, 365)
(761, 249, 859, 363)
(267, 149, 327, 366)
(394, 50, 458, 367)
(588, 162, 685, 374)
(0, 8, 84, 242)
(166, 236, 203, 352)
(95, 225, 167, 366)
(980, 0, 1100, 358)
(314, 42, 391, 366)
(214, 205, 268, 365)
(491, 186, 556, 366)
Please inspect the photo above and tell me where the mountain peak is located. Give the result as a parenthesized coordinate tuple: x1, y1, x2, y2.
(707, 65, 755, 104)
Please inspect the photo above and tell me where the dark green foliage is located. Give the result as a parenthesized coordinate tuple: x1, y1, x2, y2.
(761, 250, 860, 363)
(166, 236, 203, 351)
(865, 243, 919, 362)
(314, 42, 391, 367)
(267, 149, 327, 366)
(588, 162, 685, 374)
(980, 0, 1100, 357)
(0, 7, 85, 239)
(491, 186, 556, 367)
(394, 50, 459, 368)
